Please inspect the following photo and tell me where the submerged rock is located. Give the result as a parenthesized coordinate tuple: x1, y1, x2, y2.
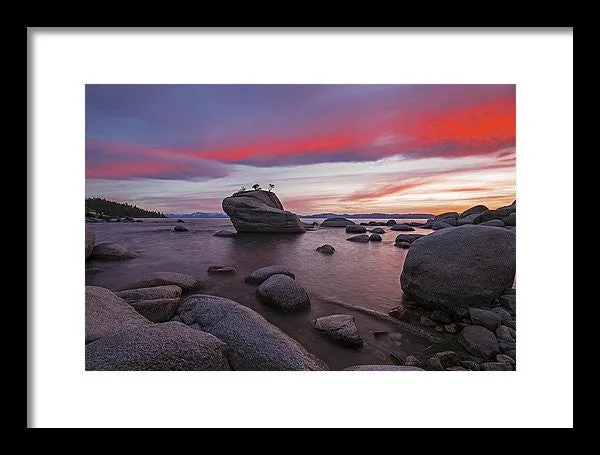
(207, 265, 236, 273)
(316, 244, 335, 254)
(85, 322, 230, 371)
(173, 225, 189, 232)
(346, 234, 370, 243)
(222, 189, 305, 233)
(314, 314, 363, 347)
(91, 242, 139, 260)
(256, 274, 310, 311)
(244, 265, 295, 284)
(400, 225, 516, 316)
(213, 229, 237, 237)
(176, 294, 324, 370)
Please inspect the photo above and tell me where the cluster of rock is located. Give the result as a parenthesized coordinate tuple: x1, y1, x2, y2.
(388, 289, 516, 371)
(418, 202, 516, 230)
(85, 270, 325, 371)
(389, 203, 517, 371)
(85, 207, 142, 223)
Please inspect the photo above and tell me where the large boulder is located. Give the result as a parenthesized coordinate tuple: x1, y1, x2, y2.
(244, 265, 295, 284)
(459, 205, 489, 218)
(346, 225, 367, 233)
(458, 325, 499, 360)
(314, 314, 363, 347)
(480, 219, 505, 227)
(85, 286, 151, 344)
(400, 225, 516, 316)
(256, 274, 310, 311)
(176, 294, 323, 370)
(91, 242, 138, 260)
(85, 225, 96, 259)
(116, 271, 204, 293)
(473, 203, 516, 224)
(222, 190, 305, 233)
(432, 220, 454, 230)
(321, 217, 356, 227)
(435, 211, 459, 220)
(506, 212, 516, 226)
(456, 214, 479, 226)
(85, 322, 230, 371)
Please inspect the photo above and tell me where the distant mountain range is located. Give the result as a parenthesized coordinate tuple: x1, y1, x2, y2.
(166, 211, 434, 219)
(165, 212, 229, 218)
(299, 213, 434, 219)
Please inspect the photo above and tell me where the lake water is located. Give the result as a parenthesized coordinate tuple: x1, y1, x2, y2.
(86, 217, 448, 370)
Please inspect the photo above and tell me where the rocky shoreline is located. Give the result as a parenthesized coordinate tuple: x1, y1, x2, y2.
(85, 193, 516, 371)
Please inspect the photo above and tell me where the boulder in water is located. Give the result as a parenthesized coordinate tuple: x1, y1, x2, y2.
(400, 225, 516, 316)
(222, 190, 305, 233)
(321, 217, 356, 227)
(346, 225, 367, 233)
(91, 242, 139, 260)
(244, 265, 295, 284)
(316, 244, 335, 254)
(256, 274, 310, 311)
(314, 314, 363, 347)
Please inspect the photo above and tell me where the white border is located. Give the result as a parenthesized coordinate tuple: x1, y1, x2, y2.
(30, 29, 573, 428)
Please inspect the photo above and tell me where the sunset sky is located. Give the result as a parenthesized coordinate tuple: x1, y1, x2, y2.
(85, 84, 515, 215)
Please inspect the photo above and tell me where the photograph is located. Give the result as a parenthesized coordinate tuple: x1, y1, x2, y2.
(84, 83, 517, 372)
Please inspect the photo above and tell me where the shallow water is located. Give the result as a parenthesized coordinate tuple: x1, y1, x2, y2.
(86, 218, 446, 370)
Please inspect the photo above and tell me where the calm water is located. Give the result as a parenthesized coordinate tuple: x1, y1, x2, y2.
(86, 218, 446, 370)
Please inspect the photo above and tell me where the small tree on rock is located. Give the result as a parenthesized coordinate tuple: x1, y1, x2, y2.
(252, 184, 261, 190)
(268, 184, 275, 192)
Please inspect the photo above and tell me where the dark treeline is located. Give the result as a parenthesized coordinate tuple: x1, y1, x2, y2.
(85, 198, 166, 218)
